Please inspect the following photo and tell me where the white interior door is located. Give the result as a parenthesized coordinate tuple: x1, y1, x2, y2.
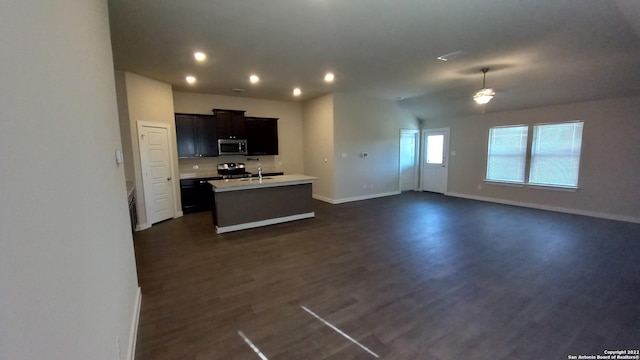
(421, 128, 450, 193)
(139, 123, 175, 224)
(399, 129, 419, 191)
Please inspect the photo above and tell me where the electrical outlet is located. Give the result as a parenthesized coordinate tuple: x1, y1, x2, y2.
(193, 165, 199, 170)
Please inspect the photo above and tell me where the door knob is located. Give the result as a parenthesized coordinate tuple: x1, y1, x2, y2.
(167, 177, 172, 181)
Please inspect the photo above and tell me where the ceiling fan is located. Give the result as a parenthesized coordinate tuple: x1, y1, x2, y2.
(473, 68, 495, 105)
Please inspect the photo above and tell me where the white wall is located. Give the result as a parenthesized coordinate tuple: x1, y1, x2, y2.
(333, 94, 417, 200)
(302, 93, 418, 203)
(118, 72, 179, 228)
(303, 94, 336, 200)
(419, 96, 640, 221)
(173, 92, 305, 175)
(0, 0, 140, 359)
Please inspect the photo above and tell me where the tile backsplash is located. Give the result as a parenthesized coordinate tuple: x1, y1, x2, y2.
(178, 155, 281, 177)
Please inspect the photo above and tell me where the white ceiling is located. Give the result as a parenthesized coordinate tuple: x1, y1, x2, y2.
(108, 0, 640, 119)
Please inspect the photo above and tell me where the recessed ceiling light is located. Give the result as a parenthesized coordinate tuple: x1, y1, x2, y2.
(194, 52, 206, 61)
(324, 72, 335, 82)
(249, 75, 260, 84)
(293, 88, 302, 96)
(186, 75, 196, 84)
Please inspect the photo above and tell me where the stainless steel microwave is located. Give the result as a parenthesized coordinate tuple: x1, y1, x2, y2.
(218, 139, 247, 155)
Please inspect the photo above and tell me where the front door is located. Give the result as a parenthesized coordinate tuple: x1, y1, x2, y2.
(421, 128, 450, 193)
(139, 123, 175, 224)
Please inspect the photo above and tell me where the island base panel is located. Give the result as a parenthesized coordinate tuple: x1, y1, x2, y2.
(214, 183, 314, 233)
(216, 212, 314, 234)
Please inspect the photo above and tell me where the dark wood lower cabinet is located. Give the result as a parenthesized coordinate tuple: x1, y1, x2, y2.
(180, 178, 217, 214)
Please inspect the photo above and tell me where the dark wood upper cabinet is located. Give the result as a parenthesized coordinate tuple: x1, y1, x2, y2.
(195, 115, 217, 157)
(213, 109, 246, 139)
(177, 110, 278, 157)
(175, 114, 218, 157)
(246, 117, 279, 155)
(175, 114, 197, 157)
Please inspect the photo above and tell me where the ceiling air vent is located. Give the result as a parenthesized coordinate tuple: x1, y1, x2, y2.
(436, 50, 465, 62)
(231, 88, 246, 93)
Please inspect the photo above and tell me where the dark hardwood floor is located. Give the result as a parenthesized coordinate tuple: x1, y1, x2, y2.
(133, 192, 640, 360)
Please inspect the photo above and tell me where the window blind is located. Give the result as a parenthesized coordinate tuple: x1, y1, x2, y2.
(529, 121, 583, 188)
(486, 125, 528, 183)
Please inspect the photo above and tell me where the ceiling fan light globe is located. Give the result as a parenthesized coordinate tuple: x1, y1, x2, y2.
(474, 88, 495, 104)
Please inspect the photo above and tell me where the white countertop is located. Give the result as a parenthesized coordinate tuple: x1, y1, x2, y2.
(180, 172, 219, 179)
(209, 174, 317, 192)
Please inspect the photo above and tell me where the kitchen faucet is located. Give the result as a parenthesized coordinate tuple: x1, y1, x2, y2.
(246, 157, 262, 180)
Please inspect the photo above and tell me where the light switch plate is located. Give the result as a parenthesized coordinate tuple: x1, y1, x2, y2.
(115, 149, 123, 165)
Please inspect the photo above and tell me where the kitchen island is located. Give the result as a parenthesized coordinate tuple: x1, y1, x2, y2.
(208, 174, 317, 234)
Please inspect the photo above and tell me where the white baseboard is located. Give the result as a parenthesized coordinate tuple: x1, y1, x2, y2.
(136, 211, 183, 231)
(445, 192, 640, 224)
(334, 191, 401, 204)
(313, 191, 401, 204)
(126, 287, 142, 360)
(216, 212, 315, 234)
(312, 194, 334, 203)
(134, 223, 150, 231)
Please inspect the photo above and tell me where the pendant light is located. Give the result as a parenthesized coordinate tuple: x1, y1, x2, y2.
(473, 68, 495, 105)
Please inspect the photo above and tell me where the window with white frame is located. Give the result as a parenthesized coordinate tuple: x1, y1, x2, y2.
(529, 121, 583, 188)
(485, 121, 584, 189)
(486, 125, 528, 183)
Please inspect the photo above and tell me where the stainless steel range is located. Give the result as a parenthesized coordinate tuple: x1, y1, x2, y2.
(217, 162, 251, 179)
